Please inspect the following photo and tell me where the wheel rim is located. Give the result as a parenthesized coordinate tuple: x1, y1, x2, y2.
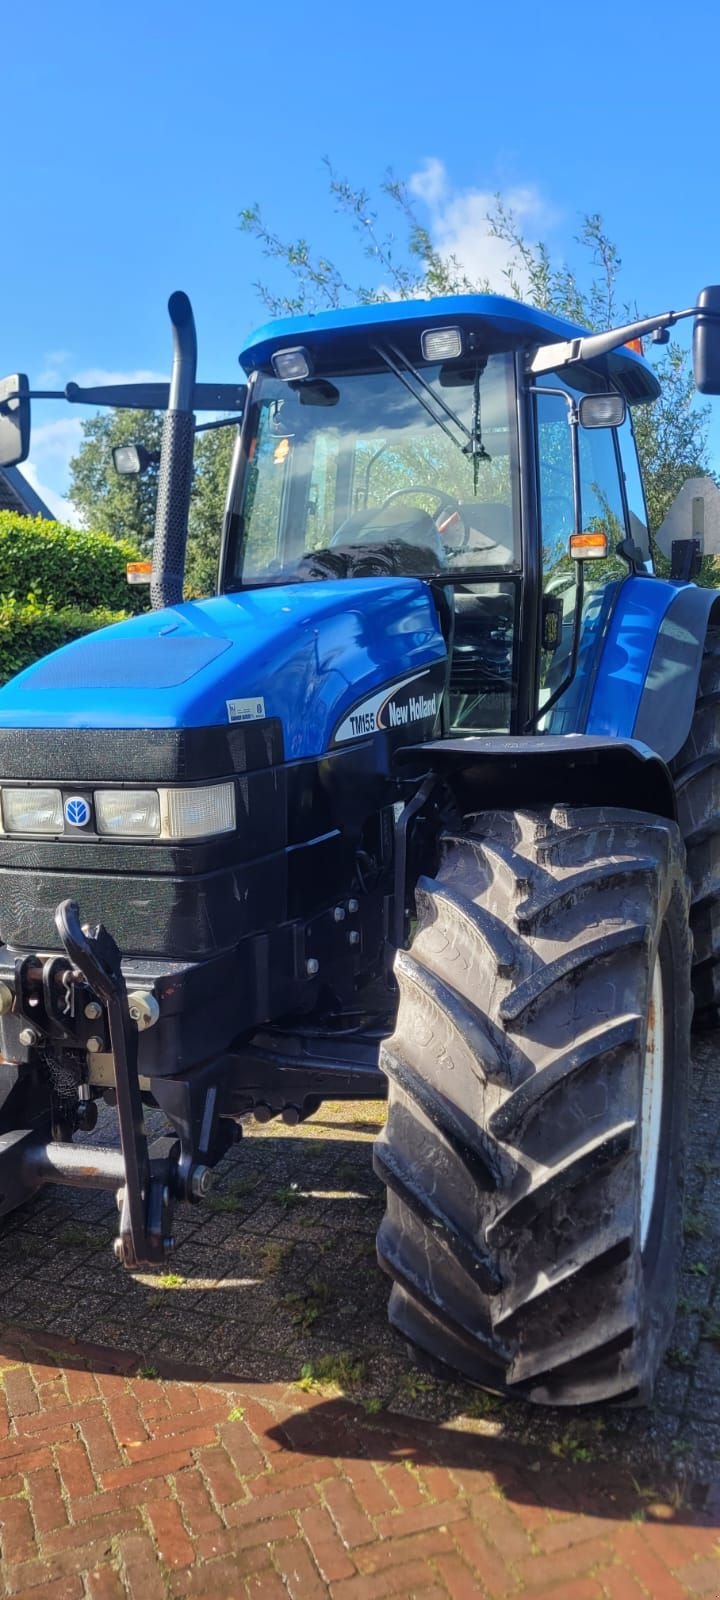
(640, 956, 664, 1251)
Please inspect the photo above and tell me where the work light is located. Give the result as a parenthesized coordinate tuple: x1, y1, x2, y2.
(421, 327, 463, 362)
(271, 347, 313, 381)
(1, 787, 63, 834)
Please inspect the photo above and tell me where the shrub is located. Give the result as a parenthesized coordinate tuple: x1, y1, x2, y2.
(0, 511, 147, 613)
(0, 597, 127, 684)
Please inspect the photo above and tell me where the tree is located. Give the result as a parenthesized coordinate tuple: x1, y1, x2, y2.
(68, 408, 239, 596)
(186, 425, 236, 596)
(68, 409, 162, 550)
(240, 167, 712, 533)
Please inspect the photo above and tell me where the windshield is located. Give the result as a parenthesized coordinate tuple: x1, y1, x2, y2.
(227, 353, 520, 587)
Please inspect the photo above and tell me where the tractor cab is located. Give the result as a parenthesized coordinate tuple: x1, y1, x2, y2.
(225, 295, 659, 736)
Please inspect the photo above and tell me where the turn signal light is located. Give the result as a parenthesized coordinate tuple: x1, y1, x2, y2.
(570, 531, 608, 560)
(127, 562, 152, 585)
(624, 337, 644, 355)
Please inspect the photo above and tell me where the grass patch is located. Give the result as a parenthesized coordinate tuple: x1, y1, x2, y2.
(397, 1370, 436, 1401)
(158, 1273, 186, 1290)
(664, 1345, 694, 1371)
(274, 1183, 305, 1209)
(283, 1277, 333, 1330)
(549, 1432, 594, 1463)
(262, 1240, 292, 1274)
(57, 1224, 108, 1249)
(206, 1194, 242, 1214)
(683, 1212, 708, 1240)
(136, 1364, 159, 1380)
(296, 1351, 366, 1393)
(700, 1311, 720, 1343)
(460, 1389, 503, 1418)
(227, 1405, 245, 1422)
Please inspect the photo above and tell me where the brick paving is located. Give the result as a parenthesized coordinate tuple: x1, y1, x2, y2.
(0, 1325, 717, 1598)
(0, 1037, 717, 1595)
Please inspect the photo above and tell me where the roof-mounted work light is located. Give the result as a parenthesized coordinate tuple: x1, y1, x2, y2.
(271, 347, 313, 381)
(421, 327, 463, 362)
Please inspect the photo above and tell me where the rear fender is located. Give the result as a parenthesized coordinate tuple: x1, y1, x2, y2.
(586, 579, 720, 763)
(396, 734, 676, 821)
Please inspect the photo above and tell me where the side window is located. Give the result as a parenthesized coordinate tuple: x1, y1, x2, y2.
(536, 391, 578, 709)
(578, 421, 628, 582)
(535, 383, 630, 720)
(617, 411, 651, 563)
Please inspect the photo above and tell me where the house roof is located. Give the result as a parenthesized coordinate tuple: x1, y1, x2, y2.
(0, 467, 55, 520)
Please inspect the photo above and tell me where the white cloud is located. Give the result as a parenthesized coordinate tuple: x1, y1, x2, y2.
(31, 416, 85, 463)
(16, 461, 82, 526)
(36, 351, 73, 387)
(408, 158, 555, 293)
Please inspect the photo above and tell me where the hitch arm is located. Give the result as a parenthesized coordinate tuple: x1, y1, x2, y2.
(54, 899, 169, 1267)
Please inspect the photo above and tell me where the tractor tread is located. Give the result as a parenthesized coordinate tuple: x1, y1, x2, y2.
(376, 805, 691, 1406)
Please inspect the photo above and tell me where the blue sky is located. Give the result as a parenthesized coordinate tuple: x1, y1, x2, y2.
(3, 0, 720, 516)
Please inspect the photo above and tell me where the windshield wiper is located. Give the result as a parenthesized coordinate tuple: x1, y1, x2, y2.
(373, 344, 490, 479)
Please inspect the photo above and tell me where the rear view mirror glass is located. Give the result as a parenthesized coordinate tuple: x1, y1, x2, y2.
(578, 393, 626, 429)
(693, 286, 720, 394)
(0, 375, 30, 467)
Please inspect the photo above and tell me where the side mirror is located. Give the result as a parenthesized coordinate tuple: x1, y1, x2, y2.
(0, 375, 30, 467)
(578, 393, 626, 429)
(112, 443, 160, 477)
(693, 286, 720, 394)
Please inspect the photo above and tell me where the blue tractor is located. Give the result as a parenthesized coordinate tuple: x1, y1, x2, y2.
(0, 286, 719, 1406)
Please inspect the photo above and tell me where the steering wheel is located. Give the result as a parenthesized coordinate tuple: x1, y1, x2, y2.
(360, 486, 467, 550)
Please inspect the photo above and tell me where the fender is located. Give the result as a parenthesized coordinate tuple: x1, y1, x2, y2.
(395, 733, 676, 821)
(585, 576, 720, 763)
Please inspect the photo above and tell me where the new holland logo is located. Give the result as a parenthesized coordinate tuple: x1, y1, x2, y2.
(64, 796, 91, 828)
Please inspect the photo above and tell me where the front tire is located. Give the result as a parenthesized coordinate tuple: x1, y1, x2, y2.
(375, 805, 691, 1406)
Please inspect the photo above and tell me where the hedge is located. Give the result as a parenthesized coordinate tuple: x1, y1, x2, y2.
(0, 511, 146, 613)
(0, 597, 127, 683)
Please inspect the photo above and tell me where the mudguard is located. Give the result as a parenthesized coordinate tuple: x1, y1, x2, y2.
(395, 733, 677, 821)
(585, 577, 720, 763)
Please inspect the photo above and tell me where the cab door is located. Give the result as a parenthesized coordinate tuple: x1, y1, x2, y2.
(535, 378, 634, 731)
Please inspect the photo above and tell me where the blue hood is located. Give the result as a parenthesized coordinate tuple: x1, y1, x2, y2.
(0, 580, 446, 760)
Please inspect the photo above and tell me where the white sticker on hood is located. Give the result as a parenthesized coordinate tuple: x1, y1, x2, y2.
(227, 696, 266, 723)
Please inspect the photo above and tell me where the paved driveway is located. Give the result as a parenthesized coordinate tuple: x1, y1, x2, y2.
(0, 1038, 718, 1596)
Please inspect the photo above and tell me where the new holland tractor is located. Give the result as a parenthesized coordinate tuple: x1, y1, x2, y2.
(0, 286, 719, 1408)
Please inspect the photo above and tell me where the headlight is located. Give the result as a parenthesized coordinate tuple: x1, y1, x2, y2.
(2, 787, 63, 834)
(95, 789, 161, 837)
(94, 782, 235, 840)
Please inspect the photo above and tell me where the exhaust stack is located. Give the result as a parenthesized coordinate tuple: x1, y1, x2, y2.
(150, 291, 197, 609)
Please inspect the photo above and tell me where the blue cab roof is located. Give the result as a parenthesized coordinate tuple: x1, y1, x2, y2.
(240, 293, 659, 402)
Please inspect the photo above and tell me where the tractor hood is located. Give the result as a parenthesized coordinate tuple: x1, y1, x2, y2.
(0, 580, 446, 760)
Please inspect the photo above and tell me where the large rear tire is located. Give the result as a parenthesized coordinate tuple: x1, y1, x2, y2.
(375, 805, 692, 1406)
(673, 625, 720, 1026)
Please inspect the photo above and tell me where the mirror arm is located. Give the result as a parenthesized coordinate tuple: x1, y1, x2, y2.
(529, 304, 720, 377)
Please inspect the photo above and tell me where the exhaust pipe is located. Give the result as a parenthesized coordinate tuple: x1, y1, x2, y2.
(150, 291, 197, 609)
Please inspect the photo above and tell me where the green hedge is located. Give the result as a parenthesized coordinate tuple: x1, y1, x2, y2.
(0, 511, 146, 612)
(0, 597, 127, 683)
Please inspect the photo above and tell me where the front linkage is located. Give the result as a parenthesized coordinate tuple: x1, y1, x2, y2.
(5, 900, 220, 1267)
(0, 899, 388, 1267)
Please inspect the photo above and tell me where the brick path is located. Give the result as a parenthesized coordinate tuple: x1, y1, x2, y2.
(0, 1326, 717, 1599)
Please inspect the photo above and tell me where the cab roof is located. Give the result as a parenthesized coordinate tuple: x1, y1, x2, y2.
(240, 292, 660, 403)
